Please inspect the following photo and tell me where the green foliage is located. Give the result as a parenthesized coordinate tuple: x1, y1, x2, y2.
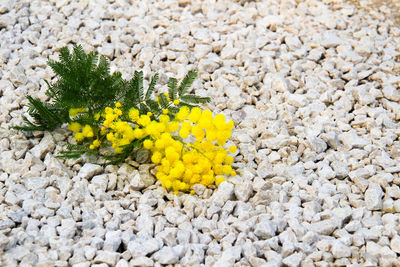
(178, 70, 197, 96)
(14, 44, 211, 163)
(167, 77, 178, 100)
(13, 96, 66, 131)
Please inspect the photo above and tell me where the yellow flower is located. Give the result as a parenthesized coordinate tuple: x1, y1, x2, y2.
(222, 165, 232, 175)
(138, 115, 151, 126)
(106, 132, 114, 141)
(94, 113, 100, 120)
(115, 147, 123, 154)
(82, 125, 94, 138)
(151, 151, 162, 163)
(68, 122, 82, 132)
(215, 176, 226, 186)
(133, 128, 145, 139)
(188, 107, 202, 123)
(115, 102, 121, 108)
(100, 127, 107, 135)
(159, 115, 170, 124)
(92, 139, 101, 147)
(129, 108, 139, 122)
(74, 132, 84, 142)
(229, 145, 237, 153)
(173, 99, 180, 105)
(143, 139, 153, 149)
(224, 156, 234, 164)
(163, 109, 169, 115)
(165, 146, 179, 163)
(167, 121, 180, 133)
(175, 106, 190, 121)
(191, 125, 205, 141)
(69, 108, 86, 117)
(179, 128, 190, 139)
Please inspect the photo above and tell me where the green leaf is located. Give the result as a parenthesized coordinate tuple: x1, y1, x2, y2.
(178, 71, 197, 96)
(146, 99, 161, 113)
(145, 73, 158, 100)
(180, 94, 211, 104)
(168, 106, 180, 114)
(18, 96, 65, 131)
(179, 102, 197, 108)
(139, 103, 150, 114)
(56, 144, 90, 159)
(134, 71, 144, 100)
(167, 77, 178, 100)
(158, 93, 169, 109)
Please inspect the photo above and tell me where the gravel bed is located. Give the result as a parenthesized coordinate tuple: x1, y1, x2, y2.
(1, 0, 400, 266)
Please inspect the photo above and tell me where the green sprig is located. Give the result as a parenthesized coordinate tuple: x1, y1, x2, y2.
(13, 44, 211, 164)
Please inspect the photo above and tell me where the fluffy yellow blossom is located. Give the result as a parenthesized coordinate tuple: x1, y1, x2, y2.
(69, 108, 86, 117)
(82, 125, 94, 138)
(129, 108, 139, 122)
(68, 122, 82, 132)
(74, 132, 84, 142)
(143, 139, 153, 149)
(175, 106, 190, 121)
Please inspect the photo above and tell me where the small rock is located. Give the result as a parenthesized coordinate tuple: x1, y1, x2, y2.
(390, 235, 400, 254)
(212, 182, 234, 207)
(129, 256, 153, 266)
(330, 161, 349, 179)
(115, 259, 129, 267)
(338, 131, 369, 149)
(152, 247, 180, 264)
(254, 217, 276, 239)
(198, 58, 219, 73)
(309, 218, 340, 235)
(213, 246, 242, 266)
(104, 230, 121, 251)
(282, 252, 304, 267)
(93, 250, 119, 266)
(364, 183, 383, 211)
(382, 84, 400, 101)
(331, 240, 351, 258)
(30, 133, 55, 159)
(234, 182, 253, 202)
(321, 31, 344, 48)
(78, 163, 103, 180)
(24, 177, 49, 191)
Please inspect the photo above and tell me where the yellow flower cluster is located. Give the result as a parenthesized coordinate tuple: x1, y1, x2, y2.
(147, 106, 236, 194)
(67, 122, 94, 142)
(66, 103, 237, 194)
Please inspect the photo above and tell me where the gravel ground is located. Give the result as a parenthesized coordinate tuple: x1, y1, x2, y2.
(1, 0, 400, 266)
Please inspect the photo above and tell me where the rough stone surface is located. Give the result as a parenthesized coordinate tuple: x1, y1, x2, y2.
(2, 0, 400, 266)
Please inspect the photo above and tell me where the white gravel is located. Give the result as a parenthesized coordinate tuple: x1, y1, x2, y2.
(1, 0, 400, 266)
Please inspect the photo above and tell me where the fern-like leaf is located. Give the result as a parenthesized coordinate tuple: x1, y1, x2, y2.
(180, 94, 211, 104)
(158, 93, 169, 109)
(178, 71, 197, 96)
(167, 77, 178, 100)
(135, 71, 144, 100)
(145, 73, 158, 100)
(14, 96, 66, 131)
